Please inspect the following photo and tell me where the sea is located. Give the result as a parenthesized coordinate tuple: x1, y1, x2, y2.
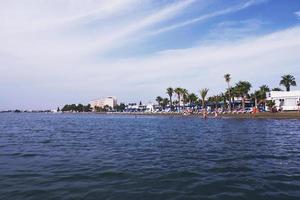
(0, 113, 300, 200)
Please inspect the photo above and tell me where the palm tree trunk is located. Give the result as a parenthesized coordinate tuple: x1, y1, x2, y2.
(178, 96, 181, 112)
(227, 83, 231, 111)
(255, 97, 257, 108)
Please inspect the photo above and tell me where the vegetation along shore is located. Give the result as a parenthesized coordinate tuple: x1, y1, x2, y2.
(55, 74, 300, 119)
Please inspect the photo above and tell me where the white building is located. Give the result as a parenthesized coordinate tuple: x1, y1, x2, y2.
(146, 103, 154, 112)
(266, 91, 300, 111)
(89, 96, 117, 109)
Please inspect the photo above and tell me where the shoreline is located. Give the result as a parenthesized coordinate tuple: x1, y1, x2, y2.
(106, 111, 300, 119)
(2, 111, 300, 119)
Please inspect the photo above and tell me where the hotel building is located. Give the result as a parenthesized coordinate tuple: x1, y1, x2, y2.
(89, 96, 117, 109)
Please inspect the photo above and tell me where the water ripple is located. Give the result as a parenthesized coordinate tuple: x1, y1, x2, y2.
(0, 113, 300, 200)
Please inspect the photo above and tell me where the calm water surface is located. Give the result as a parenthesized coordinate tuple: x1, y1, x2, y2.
(0, 113, 300, 200)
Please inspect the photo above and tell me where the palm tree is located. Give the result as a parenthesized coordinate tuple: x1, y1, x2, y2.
(235, 81, 252, 110)
(200, 88, 209, 110)
(224, 74, 232, 111)
(215, 95, 223, 111)
(208, 95, 217, 111)
(162, 98, 169, 110)
(219, 93, 227, 110)
(174, 87, 182, 111)
(280, 74, 297, 91)
(251, 90, 261, 108)
(225, 87, 236, 110)
(231, 86, 239, 109)
(258, 85, 270, 107)
(259, 85, 270, 94)
(208, 95, 223, 111)
(188, 93, 198, 108)
(156, 96, 163, 106)
(166, 87, 174, 110)
(266, 100, 276, 112)
(181, 88, 189, 110)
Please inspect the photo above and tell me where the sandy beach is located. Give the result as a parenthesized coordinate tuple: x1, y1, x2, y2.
(109, 111, 300, 119)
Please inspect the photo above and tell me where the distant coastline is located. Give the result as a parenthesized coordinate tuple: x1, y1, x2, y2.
(106, 111, 300, 119)
(2, 110, 300, 119)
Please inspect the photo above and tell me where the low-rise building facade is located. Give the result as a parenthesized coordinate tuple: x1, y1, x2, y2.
(266, 91, 300, 111)
(89, 96, 117, 109)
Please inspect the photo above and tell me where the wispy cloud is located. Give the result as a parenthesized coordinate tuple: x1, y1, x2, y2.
(0, 0, 141, 33)
(148, 0, 268, 35)
(89, 0, 197, 53)
(92, 26, 300, 99)
(0, 0, 196, 59)
(205, 19, 267, 41)
(0, 0, 299, 109)
(295, 11, 300, 19)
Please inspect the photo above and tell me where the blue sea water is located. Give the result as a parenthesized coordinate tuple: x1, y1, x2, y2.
(0, 113, 300, 200)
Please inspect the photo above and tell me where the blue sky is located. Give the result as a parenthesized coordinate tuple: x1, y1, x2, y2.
(0, 0, 300, 109)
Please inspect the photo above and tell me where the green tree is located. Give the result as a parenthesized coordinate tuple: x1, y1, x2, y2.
(174, 87, 182, 111)
(61, 104, 69, 112)
(225, 87, 236, 109)
(166, 87, 174, 109)
(156, 96, 163, 106)
(162, 98, 169, 110)
(103, 105, 111, 111)
(77, 104, 84, 112)
(83, 104, 92, 112)
(251, 91, 260, 108)
(266, 100, 276, 112)
(224, 74, 232, 111)
(94, 106, 104, 112)
(235, 81, 252, 110)
(208, 95, 222, 111)
(280, 74, 297, 91)
(188, 93, 198, 108)
(200, 88, 209, 110)
(215, 95, 223, 110)
(70, 104, 77, 111)
(114, 103, 126, 112)
(258, 85, 270, 107)
(181, 88, 189, 110)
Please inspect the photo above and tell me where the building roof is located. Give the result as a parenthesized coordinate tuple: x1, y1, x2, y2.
(267, 90, 300, 98)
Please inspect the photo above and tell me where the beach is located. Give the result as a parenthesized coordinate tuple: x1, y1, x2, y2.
(107, 111, 300, 119)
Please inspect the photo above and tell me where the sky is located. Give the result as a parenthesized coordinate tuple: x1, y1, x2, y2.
(0, 0, 300, 110)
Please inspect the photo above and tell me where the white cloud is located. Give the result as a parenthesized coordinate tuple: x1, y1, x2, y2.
(89, 0, 197, 53)
(206, 19, 266, 40)
(148, 0, 268, 35)
(0, 0, 299, 109)
(295, 11, 300, 19)
(0, 0, 141, 33)
(0, 0, 199, 109)
(94, 26, 300, 100)
(0, 0, 196, 61)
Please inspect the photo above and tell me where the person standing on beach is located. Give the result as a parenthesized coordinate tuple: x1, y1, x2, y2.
(203, 110, 207, 119)
(214, 110, 218, 118)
